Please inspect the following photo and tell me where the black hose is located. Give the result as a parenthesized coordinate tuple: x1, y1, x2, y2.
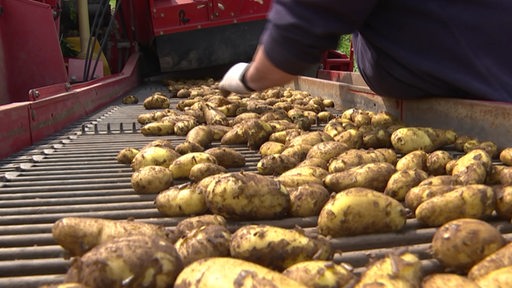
(83, 0, 110, 81)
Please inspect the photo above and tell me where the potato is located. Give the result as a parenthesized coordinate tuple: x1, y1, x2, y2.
(174, 119, 197, 136)
(230, 224, 333, 271)
(499, 147, 512, 165)
(280, 144, 312, 162)
(155, 183, 208, 217)
(141, 139, 175, 150)
(245, 119, 274, 149)
(305, 141, 349, 162)
(173, 257, 307, 288)
(204, 171, 290, 220)
(201, 102, 229, 126)
(259, 141, 286, 156)
(475, 266, 512, 288)
(384, 168, 428, 201)
(288, 183, 330, 217)
(468, 242, 512, 280)
(39, 283, 89, 288)
(188, 162, 227, 182)
(395, 150, 428, 171)
(131, 146, 181, 171)
(318, 187, 407, 237)
(418, 175, 458, 186)
(328, 148, 397, 173)
(323, 162, 396, 192)
(298, 157, 329, 170)
(52, 217, 169, 256)
(175, 214, 227, 238)
(390, 126, 457, 154)
(333, 128, 364, 149)
(220, 124, 247, 145)
(186, 125, 213, 148)
(231, 112, 260, 125)
(495, 186, 512, 219)
(175, 224, 231, 266)
(141, 121, 175, 136)
(415, 184, 495, 226)
(204, 147, 246, 168)
(116, 147, 139, 164)
(121, 94, 139, 104)
(65, 235, 183, 288)
(422, 273, 480, 288)
(451, 149, 492, 185)
(287, 131, 333, 147)
(131, 165, 173, 194)
(488, 165, 512, 186)
(361, 126, 393, 149)
(354, 251, 422, 288)
(143, 93, 170, 109)
(207, 125, 231, 140)
(404, 184, 459, 211)
(175, 140, 205, 154)
(431, 218, 506, 273)
(269, 128, 304, 143)
(464, 140, 499, 158)
(280, 165, 329, 180)
(282, 260, 355, 288)
(277, 173, 324, 188)
(257, 154, 298, 175)
(169, 152, 217, 179)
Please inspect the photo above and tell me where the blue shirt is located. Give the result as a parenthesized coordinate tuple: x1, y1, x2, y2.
(261, 0, 512, 101)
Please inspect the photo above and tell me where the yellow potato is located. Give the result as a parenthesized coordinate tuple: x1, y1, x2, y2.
(188, 162, 227, 182)
(426, 150, 454, 175)
(499, 147, 512, 165)
(323, 162, 396, 192)
(328, 148, 397, 173)
(259, 141, 286, 156)
(495, 185, 512, 219)
(140, 121, 175, 136)
(204, 147, 246, 168)
(318, 187, 407, 237)
(131, 165, 173, 194)
(305, 141, 349, 162)
(282, 260, 355, 288)
(451, 149, 492, 185)
(186, 125, 214, 149)
(230, 224, 333, 271)
(143, 93, 170, 109)
(169, 152, 217, 179)
(404, 184, 459, 212)
(395, 150, 428, 171)
(288, 183, 331, 217)
(468, 242, 512, 281)
(422, 273, 480, 288)
(175, 224, 231, 266)
(115, 147, 139, 164)
(131, 146, 181, 171)
(175, 214, 227, 238)
(173, 257, 308, 288)
(256, 154, 298, 175)
(384, 168, 428, 201)
(390, 126, 457, 154)
(475, 265, 512, 288)
(155, 183, 208, 217)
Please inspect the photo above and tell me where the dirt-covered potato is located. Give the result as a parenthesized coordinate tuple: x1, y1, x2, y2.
(324, 162, 396, 192)
(426, 150, 453, 175)
(499, 147, 512, 165)
(404, 184, 459, 211)
(204, 172, 290, 220)
(169, 152, 217, 179)
(204, 147, 245, 168)
(245, 119, 274, 149)
(280, 165, 329, 180)
(488, 164, 512, 186)
(65, 235, 183, 288)
(230, 225, 333, 271)
(305, 141, 349, 163)
(422, 273, 480, 288)
(131, 165, 173, 194)
(354, 251, 422, 288)
(259, 141, 286, 156)
(141, 121, 175, 136)
(201, 102, 229, 126)
(175, 224, 231, 266)
(328, 148, 397, 173)
(384, 168, 428, 201)
(494, 185, 512, 220)
(318, 187, 407, 237)
(121, 94, 139, 104)
(390, 126, 457, 154)
(395, 150, 428, 171)
(39, 283, 89, 288)
(155, 183, 208, 217)
(175, 214, 227, 238)
(432, 218, 506, 273)
(257, 154, 298, 175)
(143, 93, 170, 109)
(188, 162, 227, 182)
(464, 140, 499, 158)
(277, 174, 323, 188)
(468, 242, 512, 281)
(288, 183, 330, 217)
(52, 217, 169, 256)
(287, 131, 333, 147)
(186, 125, 213, 149)
(116, 147, 139, 164)
(418, 175, 458, 186)
(269, 128, 303, 143)
(207, 125, 231, 140)
(474, 266, 512, 288)
(173, 257, 308, 288)
(451, 149, 492, 185)
(131, 146, 181, 171)
(280, 144, 312, 163)
(175, 140, 205, 154)
(282, 260, 355, 288)
(415, 184, 495, 226)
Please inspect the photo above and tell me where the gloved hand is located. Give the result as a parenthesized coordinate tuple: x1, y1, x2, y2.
(219, 62, 255, 95)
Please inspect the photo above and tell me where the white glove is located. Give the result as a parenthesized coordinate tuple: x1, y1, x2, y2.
(219, 62, 255, 94)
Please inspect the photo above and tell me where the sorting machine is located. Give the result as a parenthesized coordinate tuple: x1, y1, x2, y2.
(1, 0, 512, 287)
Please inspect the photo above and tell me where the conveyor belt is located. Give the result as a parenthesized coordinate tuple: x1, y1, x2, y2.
(1, 82, 511, 287)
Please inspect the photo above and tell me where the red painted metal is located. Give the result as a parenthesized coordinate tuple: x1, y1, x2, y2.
(0, 53, 141, 160)
(0, 0, 68, 105)
(149, 0, 269, 35)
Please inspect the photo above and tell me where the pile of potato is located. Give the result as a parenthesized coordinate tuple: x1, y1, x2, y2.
(45, 78, 512, 287)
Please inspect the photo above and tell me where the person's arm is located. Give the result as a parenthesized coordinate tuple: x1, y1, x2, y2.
(244, 45, 296, 91)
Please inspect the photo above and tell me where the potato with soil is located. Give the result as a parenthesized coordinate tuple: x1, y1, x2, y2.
(415, 184, 495, 226)
(280, 165, 329, 180)
(175, 214, 227, 238)
(499, 147, 512, 165)
(422, 273, 480, 288)
(282, 260, 355, 288)
(257, 153, 298, 175)
(318, 187, 407, 237)
(188, 162, 227, 182)
(175, 140, 205, 154)
(395, 150, 428, 171)
(143, 93, 170, 109)
(354, 251, 422, 288)
(131, 146, 181, 171)
(52, 217, 169, 257)
(269, 128, 303, 143)
(173, 257, 308, 288)
(201, 102, 229, 126)
(141, 121, 175, 136)
(475, 266, 512, 287)
(451, 148, 492, 185)
(230, 224, 333, 271)
(169, 152, 217, 179)
(155, 183, 208, 217)
(404, 184, 460, 211)
(65, 235, 182, 288)
(426, 150, 453, 175)
(204, 147, 246, 168)
(185, 125, 213, 149)
(432, 218, 506, 273)
(174, 224, 231, 266)
(328, 148, 397, 173)
(324, 162, 396, 192)
(305, 141, 349, 163)
(390, 126, 457, 154)
(494, 185, 512, 220)
(131, 165, 173, 194)
(259, 141, 285, 156)
(288, 183, 331, 217)
(384, 168, 428, 201)
(204, 172, 290, 220)
(115, 147, 139, 164)
(468, 241, 512, 281)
